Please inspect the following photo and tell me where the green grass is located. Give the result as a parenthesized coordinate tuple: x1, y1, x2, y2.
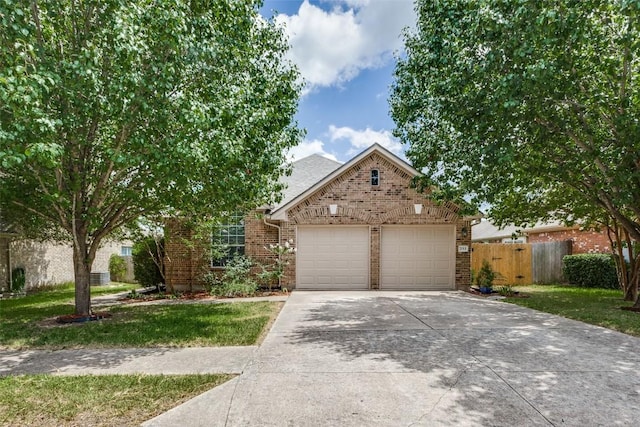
(0, 374, 232, 426)
(0, 282, 140, 321)
(0, 283, 282, 349)
(505, 285, 640, 336)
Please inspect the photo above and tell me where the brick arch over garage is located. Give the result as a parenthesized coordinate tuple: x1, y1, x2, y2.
(288, 205, 374, 225)
(379, 202, 460, 225)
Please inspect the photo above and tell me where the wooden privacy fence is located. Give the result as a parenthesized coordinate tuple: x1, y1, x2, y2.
(471, 241, 572, 285)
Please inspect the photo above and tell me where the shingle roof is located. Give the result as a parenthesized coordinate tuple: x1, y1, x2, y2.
(275, 154, 342, 210)
(472, 219, 575, 241)
(471, 220, 521, 241)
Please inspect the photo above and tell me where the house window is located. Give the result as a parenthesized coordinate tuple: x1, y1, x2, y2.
(371, 169, 380, 186)
(211, 213, 245, 267)
(121, 246, 132, 256)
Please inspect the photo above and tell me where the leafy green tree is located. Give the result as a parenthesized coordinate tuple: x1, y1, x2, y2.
(391, 0, 640, 304)
(0, 0, 302, 315)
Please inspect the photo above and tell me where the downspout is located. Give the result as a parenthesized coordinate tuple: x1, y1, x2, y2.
(263, 212, 282, 288)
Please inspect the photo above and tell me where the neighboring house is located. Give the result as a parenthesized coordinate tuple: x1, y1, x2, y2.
(471, 221, 525, 244)
(526, 223, 611, 254)
(1, 215, 132, 290)
(472, 220, 611, 254)
(9, 240, 132, 289)
(165, 144, 475, 291)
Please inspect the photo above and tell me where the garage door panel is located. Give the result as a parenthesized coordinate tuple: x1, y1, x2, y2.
(381, 225, 455, 290)
(297, 226, 369, 290)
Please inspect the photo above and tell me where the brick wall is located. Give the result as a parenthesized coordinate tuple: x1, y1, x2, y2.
(164, 218, 210, 292)
(528, 228, 611, 254)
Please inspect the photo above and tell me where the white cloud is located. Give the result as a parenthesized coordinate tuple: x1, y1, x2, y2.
(328, 125, 405, 157)
(287, 139, 339, 162)
(276, 0, 415, 91)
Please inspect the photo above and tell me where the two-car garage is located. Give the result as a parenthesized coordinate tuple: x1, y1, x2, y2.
(296, 225, 455, 290)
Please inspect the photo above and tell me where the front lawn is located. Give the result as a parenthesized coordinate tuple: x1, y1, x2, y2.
(0, 374, 231, 426)
(0, 283, 282, 349)
(505, 285, 640, 337)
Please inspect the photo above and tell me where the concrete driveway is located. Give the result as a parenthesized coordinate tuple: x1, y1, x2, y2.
(146, 291, 640, 426)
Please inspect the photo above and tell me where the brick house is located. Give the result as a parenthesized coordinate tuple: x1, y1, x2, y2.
(472, 220, 612, 254)
(165, 144, 474, 291)
(526, 224, 611, 254)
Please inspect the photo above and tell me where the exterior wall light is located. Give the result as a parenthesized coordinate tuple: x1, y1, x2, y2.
(461, 226, 468, 238)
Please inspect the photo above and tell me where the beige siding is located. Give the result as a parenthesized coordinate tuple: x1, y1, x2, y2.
(9, 239, 130, 289)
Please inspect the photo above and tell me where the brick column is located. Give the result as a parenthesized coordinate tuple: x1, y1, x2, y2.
(370, 225, 380, 289)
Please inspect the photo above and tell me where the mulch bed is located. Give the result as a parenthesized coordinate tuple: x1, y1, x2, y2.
(620, 306, 640, 313)
(467, 287, 529, 298)
(120, 289, 287, 303)
(56, 312, 113, 324)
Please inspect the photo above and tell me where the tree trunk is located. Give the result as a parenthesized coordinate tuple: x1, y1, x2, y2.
(72, 243, 92, 316)
(631, 264, 640, 308)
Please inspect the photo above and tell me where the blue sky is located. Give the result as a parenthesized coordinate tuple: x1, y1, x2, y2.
(259, 0, 416, 163)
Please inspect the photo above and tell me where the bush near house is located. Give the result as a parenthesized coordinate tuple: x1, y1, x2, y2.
(206, 254, 258, 298)
(563, 254, 619, 289)
(132, 237, 164, 289)
(108, 254, 127, 282)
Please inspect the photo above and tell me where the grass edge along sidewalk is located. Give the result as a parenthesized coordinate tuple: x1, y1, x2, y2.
(0, 282, 283, 349)
(0, 373, 232, 427)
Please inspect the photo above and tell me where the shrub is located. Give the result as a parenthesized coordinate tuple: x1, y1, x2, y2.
(497, 285, 516, 297)
(562, 254, 619, 289)
(209, 254, 257, 298)
(475, 260, 498, 290)
(11, 267, 25, 291)
(132, 237, 164, 289)
(210, 280, 258, 298)
(108, 254, 127, 282)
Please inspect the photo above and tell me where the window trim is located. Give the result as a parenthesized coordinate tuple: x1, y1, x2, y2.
(371, 169, 380, 187)
(211, 213, 246, 268)
(120, 246, 132, 257)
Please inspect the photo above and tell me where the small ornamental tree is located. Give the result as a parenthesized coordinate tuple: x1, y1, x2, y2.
(0, 0, 302, 315)
(258, 239, 296, 291)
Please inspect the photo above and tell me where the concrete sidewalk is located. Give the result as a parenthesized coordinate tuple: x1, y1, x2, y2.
(0, 294, 287, 377)
(0, 346, 258, 376)
(144, 290, 640, 427)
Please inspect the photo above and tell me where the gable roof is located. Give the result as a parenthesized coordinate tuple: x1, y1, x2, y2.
(270, 144, 419, 220)
(276, 154, 342, 210)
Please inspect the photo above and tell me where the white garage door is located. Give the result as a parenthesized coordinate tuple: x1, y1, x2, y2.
(380, 225, 455, 290)
(297, 226, 369, 290)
